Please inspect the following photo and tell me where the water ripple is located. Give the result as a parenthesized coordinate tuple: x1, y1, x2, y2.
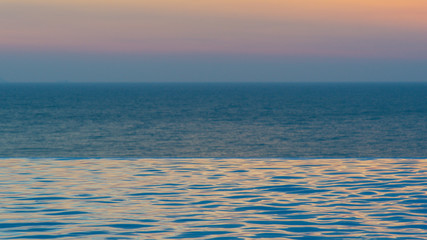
(1, 158, 426, 239)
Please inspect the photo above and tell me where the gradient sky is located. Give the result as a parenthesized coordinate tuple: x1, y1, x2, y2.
(1, 0, 426, 82)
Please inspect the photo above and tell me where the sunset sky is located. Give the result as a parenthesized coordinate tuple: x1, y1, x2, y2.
(1, 0, 426, 82)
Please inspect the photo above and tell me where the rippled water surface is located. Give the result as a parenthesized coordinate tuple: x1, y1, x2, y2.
(1, 158, 427, 239)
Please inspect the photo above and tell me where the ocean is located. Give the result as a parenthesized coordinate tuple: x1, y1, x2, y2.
(0, 83, 426, 239)
(0, 82, 426, 157)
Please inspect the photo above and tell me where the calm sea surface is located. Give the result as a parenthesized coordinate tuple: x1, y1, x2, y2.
(0, 82, 426, 157)
(1, 83, 426, 239)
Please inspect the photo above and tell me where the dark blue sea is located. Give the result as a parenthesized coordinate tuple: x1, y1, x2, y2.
(1, 83, 426, 239)
(0, 82, 426, 157)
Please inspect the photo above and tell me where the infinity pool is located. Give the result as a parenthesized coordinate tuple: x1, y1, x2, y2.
(1, 158, 426, 239)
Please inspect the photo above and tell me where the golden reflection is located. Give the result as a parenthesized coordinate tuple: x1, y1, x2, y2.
(0, 158, 426, 239)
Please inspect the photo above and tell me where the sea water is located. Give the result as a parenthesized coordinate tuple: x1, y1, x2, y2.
(0, 83, 426, 239)
(0, 82, 426, 157)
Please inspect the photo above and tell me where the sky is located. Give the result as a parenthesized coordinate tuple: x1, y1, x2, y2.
(0, 0, 426, 82)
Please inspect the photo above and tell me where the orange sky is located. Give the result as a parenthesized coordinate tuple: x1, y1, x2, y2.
(1, 0, 427, 58)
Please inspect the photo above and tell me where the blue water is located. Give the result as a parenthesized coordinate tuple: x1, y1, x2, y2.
(1, 158, 426, 239)
(0, 82, 426, 157)
(1, 83, 426, 239)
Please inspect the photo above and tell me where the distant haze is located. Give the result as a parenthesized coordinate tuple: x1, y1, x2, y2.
(0, 53, 426, 83)
(0, 0, 426, 82)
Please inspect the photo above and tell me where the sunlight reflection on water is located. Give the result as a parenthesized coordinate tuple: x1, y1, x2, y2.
(1, 158, 426, 239)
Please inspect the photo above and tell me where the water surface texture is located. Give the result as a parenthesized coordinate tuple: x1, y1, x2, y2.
(0, 83, 426, 157)
(1, 158, 427, 239)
